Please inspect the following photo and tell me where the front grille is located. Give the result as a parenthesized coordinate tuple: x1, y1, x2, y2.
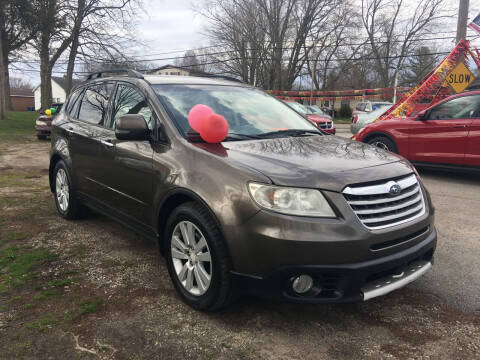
(343, 174, 425, 230)
(317, 121, 332, 129)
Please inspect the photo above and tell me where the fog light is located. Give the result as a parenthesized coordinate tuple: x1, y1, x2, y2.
(292, 275, 313, 294)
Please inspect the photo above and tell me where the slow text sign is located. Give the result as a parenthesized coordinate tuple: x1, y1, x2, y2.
(444, 62, 475, 93)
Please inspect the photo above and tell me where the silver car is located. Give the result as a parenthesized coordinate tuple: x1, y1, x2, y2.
(350, 103, 392, 134)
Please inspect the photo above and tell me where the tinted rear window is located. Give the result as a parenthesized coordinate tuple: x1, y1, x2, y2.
(77, 82, 114, 125)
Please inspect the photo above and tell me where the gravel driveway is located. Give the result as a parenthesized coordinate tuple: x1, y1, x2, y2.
(0, 139, 478, 360)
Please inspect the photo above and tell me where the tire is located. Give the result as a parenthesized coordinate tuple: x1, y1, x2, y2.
(53, 160, 83, 219)
(367, 136, 397, 153)
(164, 202, 237, 311)
(37, 135, 47, 140)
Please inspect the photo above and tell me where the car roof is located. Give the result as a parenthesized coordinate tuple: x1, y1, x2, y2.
(80, 74, 249, 88)
(446, 90, 480, 99)
(144, 75, 248, 86)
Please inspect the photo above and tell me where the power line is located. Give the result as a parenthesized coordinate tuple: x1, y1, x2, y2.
(11, 35, 474, 66)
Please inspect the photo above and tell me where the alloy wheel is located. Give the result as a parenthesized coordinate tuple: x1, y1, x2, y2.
(372, 141, 389, 151)
(55, 168, 69, 212)
(171, 221, 212, 296)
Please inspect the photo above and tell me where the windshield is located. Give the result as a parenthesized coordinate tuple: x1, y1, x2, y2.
(154, 85, 317, 137)
(371, 103, 392, 111)
(306, 105, 331, 117)
(285, 101, 312, 115)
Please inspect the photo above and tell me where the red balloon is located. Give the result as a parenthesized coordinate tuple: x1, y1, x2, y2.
(188, 104, 214, 132)
(199, 113, 229, 143)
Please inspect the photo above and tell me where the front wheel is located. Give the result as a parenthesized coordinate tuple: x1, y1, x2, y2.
(53, 161, 83, 219)
(367, 136, 397, 153)
(164, 202, 236, 311)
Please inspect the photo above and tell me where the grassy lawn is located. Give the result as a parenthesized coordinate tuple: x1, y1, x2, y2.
(333, 117, 351, 124)
(0, 111, 39, 142)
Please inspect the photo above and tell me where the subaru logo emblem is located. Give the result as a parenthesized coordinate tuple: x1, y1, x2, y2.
(389, 183, 401, 195)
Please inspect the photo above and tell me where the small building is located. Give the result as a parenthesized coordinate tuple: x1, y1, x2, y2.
(148, 64, 209, 77)
(33, 76, 81, 110)
(10, 87, 34, 111)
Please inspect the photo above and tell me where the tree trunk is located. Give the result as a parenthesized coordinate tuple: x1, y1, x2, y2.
(65, 38, 79, 95)
(39, 37, 52, 110)
(3, 51, 10, 110)
(0, 5, 7, 119)
(66, 0, 85, 95)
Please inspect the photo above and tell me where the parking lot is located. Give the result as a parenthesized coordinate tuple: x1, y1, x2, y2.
(0, 135, 479, 359)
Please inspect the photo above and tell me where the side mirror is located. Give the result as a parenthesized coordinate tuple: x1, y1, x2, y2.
(416, 110, 427, 121)
(115, 114, 149, 141)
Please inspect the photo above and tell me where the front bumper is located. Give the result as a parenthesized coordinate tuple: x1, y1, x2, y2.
(35, 125, 51, 136)
(232, 226, 436, 303)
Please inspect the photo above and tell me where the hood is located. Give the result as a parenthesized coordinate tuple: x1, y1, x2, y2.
(306, 114, 331, 122)
(199, 135, 413, 192)
(36, 115, 53, 122)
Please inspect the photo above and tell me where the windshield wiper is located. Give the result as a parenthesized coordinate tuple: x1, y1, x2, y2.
(224, 132, 263, 141)
(256, 129, 322, 138)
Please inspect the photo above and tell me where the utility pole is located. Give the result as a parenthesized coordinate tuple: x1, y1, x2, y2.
(456, 0, 470, 43)
(392, 71, 398, 104)
(309, 59, 316, 106)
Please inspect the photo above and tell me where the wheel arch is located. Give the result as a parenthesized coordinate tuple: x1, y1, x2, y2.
(49, 154, 64, 193)
(155, 188, 229, 256)
(362, 131, 399, 153)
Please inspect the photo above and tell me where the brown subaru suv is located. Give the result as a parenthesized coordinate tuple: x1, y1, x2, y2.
(49, 70, 436, 311)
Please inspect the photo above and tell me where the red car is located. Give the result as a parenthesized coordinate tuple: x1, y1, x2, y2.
(284, 101, 336, 134)
(35, 103, 63, 140)
(353, 91, 480, 171)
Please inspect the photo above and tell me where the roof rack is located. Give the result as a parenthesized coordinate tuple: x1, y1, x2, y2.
(193, 73, 245, 84)
(85, 69, 144, 81)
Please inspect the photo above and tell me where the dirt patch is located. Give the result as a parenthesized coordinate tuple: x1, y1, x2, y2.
(0, 140, 50, 172)
(0, 141, 479, 359)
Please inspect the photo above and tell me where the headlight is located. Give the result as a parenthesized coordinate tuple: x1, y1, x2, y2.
(36, 120, 47, 126)
(248, 182, 336, 217)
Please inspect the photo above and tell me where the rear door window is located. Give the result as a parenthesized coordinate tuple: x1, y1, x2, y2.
(110, 83, 154, 129)
(77, 82, 114, 126)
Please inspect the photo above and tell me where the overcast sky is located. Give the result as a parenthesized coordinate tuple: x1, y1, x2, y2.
(138, 0, 207, 53)
(11, 0, 480, 86)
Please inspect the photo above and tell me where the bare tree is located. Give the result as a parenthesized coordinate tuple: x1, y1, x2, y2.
(199, 0, 338, 90)
(0, 0, 37, 119)
(399, 46, 439, 87)
(34, 0, 73, 110)
(174, 50, 206, 72)
(9, 77, 33, 90)
(305, 0, 365, 90)
(64, 0, 138, 94)
(79, 48, 154, 74)
(361, 0, 446, 87)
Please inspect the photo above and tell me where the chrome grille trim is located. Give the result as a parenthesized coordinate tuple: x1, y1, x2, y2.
(343, 174, 426, 230)
(343, 174, 417, 196)
(317, 122, 333, 129)
(347, 186, 419, 205)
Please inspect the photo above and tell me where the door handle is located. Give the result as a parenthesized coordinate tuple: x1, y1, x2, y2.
(101, 139, 115, 148)
(452, 124, 467, 128)
(66, 127, 76, 135)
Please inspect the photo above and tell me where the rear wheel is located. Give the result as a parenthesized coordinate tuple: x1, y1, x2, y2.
(164, 202, 236, 311)
(367, 136, 397, 153)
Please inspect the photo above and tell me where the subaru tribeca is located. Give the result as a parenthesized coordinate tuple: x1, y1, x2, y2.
(49, 70, 436, 311)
